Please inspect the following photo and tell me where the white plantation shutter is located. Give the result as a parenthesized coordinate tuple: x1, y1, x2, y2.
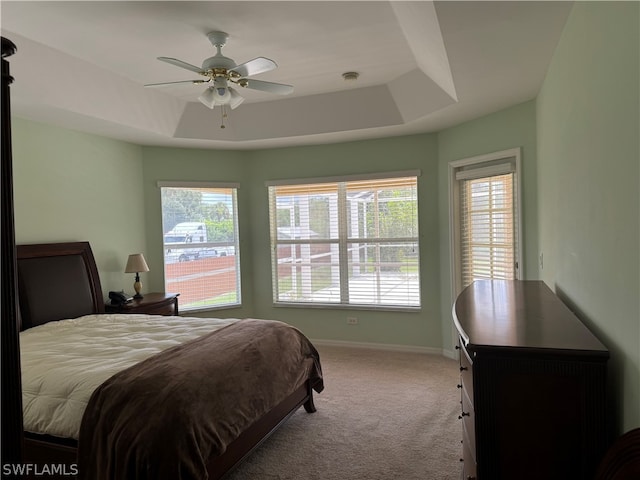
(454, 157, 519, 288)
(267, 173, 420, 309)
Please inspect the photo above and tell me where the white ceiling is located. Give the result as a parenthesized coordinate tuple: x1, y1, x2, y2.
(1, 1, 573, 150)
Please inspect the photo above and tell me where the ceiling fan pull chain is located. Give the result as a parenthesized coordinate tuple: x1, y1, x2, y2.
(220, 104, 228, 129)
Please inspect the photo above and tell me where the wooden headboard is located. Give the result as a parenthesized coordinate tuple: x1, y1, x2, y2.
(16, 242, 104, 330)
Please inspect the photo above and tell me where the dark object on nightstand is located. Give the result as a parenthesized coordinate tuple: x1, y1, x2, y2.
(109, 290, 133, 305)
(105, 292, 179, 316)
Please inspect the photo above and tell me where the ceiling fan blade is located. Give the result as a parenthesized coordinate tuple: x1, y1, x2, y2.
(239, 79, 293, 95)
(230, 57, 277, 78)
(158, 57, 204, 74)
(228, 87, 245, 110)
(144, 79, 207, 87)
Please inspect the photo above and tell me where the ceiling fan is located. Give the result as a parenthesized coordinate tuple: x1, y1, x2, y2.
(146, 31, 293, 122)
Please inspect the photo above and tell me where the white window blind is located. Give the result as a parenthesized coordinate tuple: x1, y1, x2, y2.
(159, 184, 241, 311)
(268, 175, 420, 309)
(459, 172, 516, 287)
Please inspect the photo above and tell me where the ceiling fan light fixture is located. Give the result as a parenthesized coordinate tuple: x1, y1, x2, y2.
(198, 86, 217, 109)
(212, 77, 231, 104)
(199, 78, 233, 109)
(229, 88, 245, 110)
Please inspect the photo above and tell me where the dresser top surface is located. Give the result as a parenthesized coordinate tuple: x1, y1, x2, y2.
(453, 280, 608, 355)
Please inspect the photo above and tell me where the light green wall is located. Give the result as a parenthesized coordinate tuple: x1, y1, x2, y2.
(12, 118, 145, 295)
(139, 124, 542, 352)
(9, 108, 539, 353)
(139, 135, 443, 348)
(536, 1, 639, 434)
(140, 146, 255, 319)
(244, 135, 442, 348)
(436, 100, 539, 352)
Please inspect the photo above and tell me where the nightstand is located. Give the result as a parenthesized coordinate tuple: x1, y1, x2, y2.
(105, 292, 179, 316)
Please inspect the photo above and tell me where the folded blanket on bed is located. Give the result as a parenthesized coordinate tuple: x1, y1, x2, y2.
(77, 318, 323, 480)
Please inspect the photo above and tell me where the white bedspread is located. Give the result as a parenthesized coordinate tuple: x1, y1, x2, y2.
(20, 314, 238, 440)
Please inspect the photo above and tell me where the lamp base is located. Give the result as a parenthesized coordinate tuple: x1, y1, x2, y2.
(133, 276, 143, 299)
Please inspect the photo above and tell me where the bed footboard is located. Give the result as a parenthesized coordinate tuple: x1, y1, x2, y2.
(21, 379, 320, 480)
(207, 379, 320, 479)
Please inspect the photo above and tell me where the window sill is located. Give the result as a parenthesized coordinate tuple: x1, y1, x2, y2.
(180, 303, 242, 315)
(272, 302, 421, 313)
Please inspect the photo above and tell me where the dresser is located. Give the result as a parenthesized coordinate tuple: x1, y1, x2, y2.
(453, 280, 609, 480)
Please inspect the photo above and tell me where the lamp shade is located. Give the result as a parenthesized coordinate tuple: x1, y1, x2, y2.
(125, 253, 149, 273)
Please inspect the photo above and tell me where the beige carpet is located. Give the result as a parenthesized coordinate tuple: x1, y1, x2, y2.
(225, 345, 463, 480)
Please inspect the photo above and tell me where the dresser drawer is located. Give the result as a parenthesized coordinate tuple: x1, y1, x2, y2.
(459, 340, 474, 401)
(460, 388, 476, 461)
(462, 432, 478, 480)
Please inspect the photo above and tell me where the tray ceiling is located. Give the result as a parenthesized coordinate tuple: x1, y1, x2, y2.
(1, 1, 573, 149)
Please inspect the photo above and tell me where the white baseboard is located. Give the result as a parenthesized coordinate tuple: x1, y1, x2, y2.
(311, 338, 444, 356)
(441, 348, 459, 360)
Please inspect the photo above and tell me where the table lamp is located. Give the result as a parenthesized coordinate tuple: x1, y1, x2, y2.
(125, 253, 149, 299)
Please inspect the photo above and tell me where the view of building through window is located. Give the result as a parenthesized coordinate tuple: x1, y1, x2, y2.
(268, 175, 420, 308)
(160, 185, 241, 311)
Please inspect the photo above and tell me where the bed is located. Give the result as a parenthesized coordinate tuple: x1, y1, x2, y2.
(17, 241, 323, 479)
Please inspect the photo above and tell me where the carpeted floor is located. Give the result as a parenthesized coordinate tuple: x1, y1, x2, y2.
(225, 345, 463, 480)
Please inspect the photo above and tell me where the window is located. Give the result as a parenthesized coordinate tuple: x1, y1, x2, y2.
(449, 149, 522, 295)
(267, 172, 420, 309)
(159, 182, 241, 311)
(460, 173, 514, 286)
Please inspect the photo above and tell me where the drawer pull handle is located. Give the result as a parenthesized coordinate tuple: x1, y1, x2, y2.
(457, 384, 462, 389)
(460, 366, 468, 372)
(458, 412, 470, 419)
(455, 345, 460, 350)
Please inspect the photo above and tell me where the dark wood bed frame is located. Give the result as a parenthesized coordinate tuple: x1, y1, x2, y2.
(17, 243, 320, 480)
(16, 240, 319, 479)
(2, 35, 24, 470)
(2, 40, 318, 478)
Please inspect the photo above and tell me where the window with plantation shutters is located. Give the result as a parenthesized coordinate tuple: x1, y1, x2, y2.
(450, 149, 522, 295)
(267, 172, 420, 309)
(460, 173, 515, 286)
(158, 182, 241, 311)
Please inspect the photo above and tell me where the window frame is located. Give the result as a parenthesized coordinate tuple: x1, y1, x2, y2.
(448, 148, 523, 298)
(266, 171, 421, 311)
(158, 181, 242, 312)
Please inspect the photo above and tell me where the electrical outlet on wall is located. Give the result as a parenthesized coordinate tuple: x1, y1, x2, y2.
(539, 252, 544, 270)
(347, 316, 358, 325)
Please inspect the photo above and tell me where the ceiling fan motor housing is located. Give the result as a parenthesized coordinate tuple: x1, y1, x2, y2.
(207, 31, 228, 47)
(202, 31, 236, 73)
(202, 54, 235, 72)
